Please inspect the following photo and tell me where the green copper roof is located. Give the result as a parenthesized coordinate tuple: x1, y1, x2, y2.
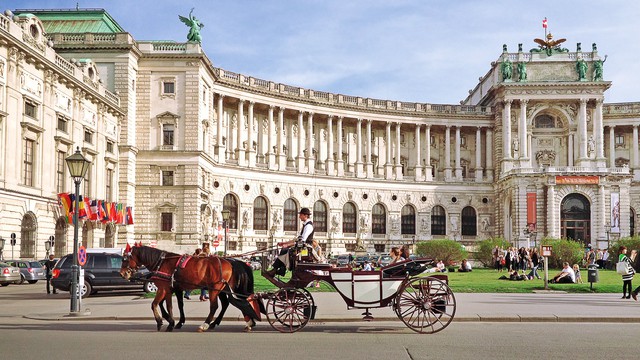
(14, 8, 126, 33)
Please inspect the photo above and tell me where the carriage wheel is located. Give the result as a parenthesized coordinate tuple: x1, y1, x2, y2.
(394, 276, 456, 334)
(265, 288, 314, 333)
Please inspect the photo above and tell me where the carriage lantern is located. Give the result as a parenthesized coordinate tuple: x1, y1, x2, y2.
(66, 147, 91, 314)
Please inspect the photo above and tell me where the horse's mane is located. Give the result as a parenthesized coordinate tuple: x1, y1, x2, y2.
(134, 246, 180, 267)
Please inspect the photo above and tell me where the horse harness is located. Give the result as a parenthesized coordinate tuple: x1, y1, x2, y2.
(147, 252, 228, 290)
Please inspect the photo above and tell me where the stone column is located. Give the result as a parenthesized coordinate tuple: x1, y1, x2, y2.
(503, 100, 512, 159)
(547, 184, 556, 238)
(609, 126, 615, 168)
(568, 134, 574, 167)
(444, 125, 452, 180)
(286, 116, 294, 166)
(385, 122, 393, 179)
(216, 94, 225, 163)
(578, 98, 588, 163)
(634, 125, 639, 169)
(519, 99, 528, 161)
(326, 116, 334, 176)
(307, 112, 315, 174)
(355, 118, 364, 177)
(454, 126, 462, 180)
(475, 126, 483, 182)
(247, 101, 256, 167)
(395, 123, 403, 179)
(486, 128, 494, 181)
(366, 119, 373, 178)
(425, 125, 432, 181)
(277, 107, 287, 170)
(267, 106, 276, 170)
(336, 117, 345, 176)
(236, 99, 246, 166)
(297, 111, 305, 173)
(415, 124, 422, 181)
(599, 184, 606, 242)
(595, 99, 605, 162)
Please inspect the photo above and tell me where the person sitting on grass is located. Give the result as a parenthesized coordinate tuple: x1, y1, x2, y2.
(458, 259, 472, 272)
(499, 269, 529, 281)
(550, 262, 576, 284)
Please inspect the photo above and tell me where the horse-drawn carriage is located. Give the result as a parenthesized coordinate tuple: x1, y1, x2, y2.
(120, 243, 456, 334)
(258, 248, 457, 334)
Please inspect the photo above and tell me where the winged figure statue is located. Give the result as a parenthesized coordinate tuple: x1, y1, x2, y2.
(179, 8, 205, 43)
(533, 33, 566, 56)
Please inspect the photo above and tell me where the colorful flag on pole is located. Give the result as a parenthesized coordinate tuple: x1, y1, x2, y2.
(58, 193, 72, 217)
(78, 196, 87, 219)
(116, 203, 125, 224)
(109, 202, 117, 222)
(90, 200, 99, 221)
(84, 197, 94, 221)
(98, 200, 109, 223)
(542, 17, 548, 29)
(125, 206, 134, 225)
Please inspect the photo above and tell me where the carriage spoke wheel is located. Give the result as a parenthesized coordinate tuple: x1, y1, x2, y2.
(394, 277, 456, 334)
(266, 288, 313, 333)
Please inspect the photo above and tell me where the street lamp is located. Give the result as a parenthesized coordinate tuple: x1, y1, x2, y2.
(0, 237, 4, 261)
(65, 147, 90, 314)
(605, 222, 611, 250)
(45, 236, 54, 257)
(221, 209, 230, 256)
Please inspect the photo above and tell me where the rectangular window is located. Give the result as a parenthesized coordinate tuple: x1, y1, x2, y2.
(163, 82, 175, 94)
(24, 100, 37, 118)
(23, 139, 34, 186)
(615, 134, 625, 146)
(161, 212, 173, 232)
(56, 151, 65, 193)
(105, 169, 113, 202)
(106, 140, 114, 154)
(84, 130, 93, 144)
(57, 116, 67, 132)
(84, 163, 91, 197)
(162, 170, 174, 186)
(163, 124, 175, 146)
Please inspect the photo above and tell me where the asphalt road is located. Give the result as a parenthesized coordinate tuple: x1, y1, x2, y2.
(1, 283, 638, 359)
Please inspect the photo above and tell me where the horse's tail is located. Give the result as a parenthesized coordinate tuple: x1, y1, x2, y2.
(229, 258, 254, 295)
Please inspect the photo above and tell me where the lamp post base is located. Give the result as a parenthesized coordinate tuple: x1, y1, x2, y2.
(66, 309, 92, 317)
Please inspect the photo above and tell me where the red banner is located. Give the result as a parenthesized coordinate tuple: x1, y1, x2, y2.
(555, 176, 599, 185)
(527, 192, 537, 227)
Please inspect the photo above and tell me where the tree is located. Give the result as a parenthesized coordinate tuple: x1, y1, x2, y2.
(415, 239, 467, 265)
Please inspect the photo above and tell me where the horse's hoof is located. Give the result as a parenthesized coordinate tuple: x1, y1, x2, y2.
(197, 327, 206, 333)
(156, 326, 162, 332)
(166, 326, 174, 332)
(243, 326, 252, 333)
(175, 323, 183, 329)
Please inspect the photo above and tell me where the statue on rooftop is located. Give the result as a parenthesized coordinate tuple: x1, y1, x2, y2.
(517, 62, 527, 82)
(593, 55, 607, 81)
(576, 58, 588, 81)
(501, 57, 513, 82)
(179, 8, 205, 43)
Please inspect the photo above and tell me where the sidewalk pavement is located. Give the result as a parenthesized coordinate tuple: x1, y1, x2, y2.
(25, 291, 640, 323)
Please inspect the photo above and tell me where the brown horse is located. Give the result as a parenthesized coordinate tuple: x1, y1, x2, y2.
(120, 244, 258, 332)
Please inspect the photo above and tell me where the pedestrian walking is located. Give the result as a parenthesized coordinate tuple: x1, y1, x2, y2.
(44, 254, 57, 294)
(618, 246, 635, 299)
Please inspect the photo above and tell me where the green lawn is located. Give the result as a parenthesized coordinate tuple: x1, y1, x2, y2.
(253, 268, 625, 294)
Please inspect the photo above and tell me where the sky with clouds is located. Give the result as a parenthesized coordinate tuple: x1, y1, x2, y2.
(6, 0, 640, 104)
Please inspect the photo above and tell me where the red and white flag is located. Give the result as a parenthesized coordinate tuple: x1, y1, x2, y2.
(542, 18, 548, 29)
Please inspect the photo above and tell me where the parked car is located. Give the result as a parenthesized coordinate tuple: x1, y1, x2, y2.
(369, 255, 381, 267)
(336, 254, 352, 267)
(378, 255, 393, 267)
(354, 255, 370, 268)
(6, 260, 46, 284)
(51, 252, 156, 298)
(0, 261, 21, 286)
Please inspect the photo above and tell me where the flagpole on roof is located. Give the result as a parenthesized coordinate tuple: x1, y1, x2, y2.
(543, 17, 548, 37)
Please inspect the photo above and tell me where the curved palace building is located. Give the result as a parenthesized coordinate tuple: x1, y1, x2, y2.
(1, 8, 638, 259)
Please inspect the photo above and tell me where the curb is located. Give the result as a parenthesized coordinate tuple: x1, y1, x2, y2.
(24, 314, 640, 323)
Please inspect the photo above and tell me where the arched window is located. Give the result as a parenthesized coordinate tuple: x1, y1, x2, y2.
(82, 221, 94, 248)
(431, 206, 446, 235)
(54, 217, 67, 256)
(372, 203, 386, 234)
(253, 196, 268, 231)
(283, 198, 298, 231)
(401, 205, 416, 235)
(20, 213, 37, 258)
(342, 202, 357, 234)
(223, 193, 239, 229)
(313, 201, 328, 232)
(461, 206, 477, 236)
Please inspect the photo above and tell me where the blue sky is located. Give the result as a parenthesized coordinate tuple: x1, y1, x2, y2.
(6, 0, 640, 104)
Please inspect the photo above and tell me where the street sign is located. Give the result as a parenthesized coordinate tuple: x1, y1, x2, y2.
(213, 237, 220, 247)
(10, 233, 16, 246)
(541, 245, 552, 257)
(78, 246, 87, 266)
